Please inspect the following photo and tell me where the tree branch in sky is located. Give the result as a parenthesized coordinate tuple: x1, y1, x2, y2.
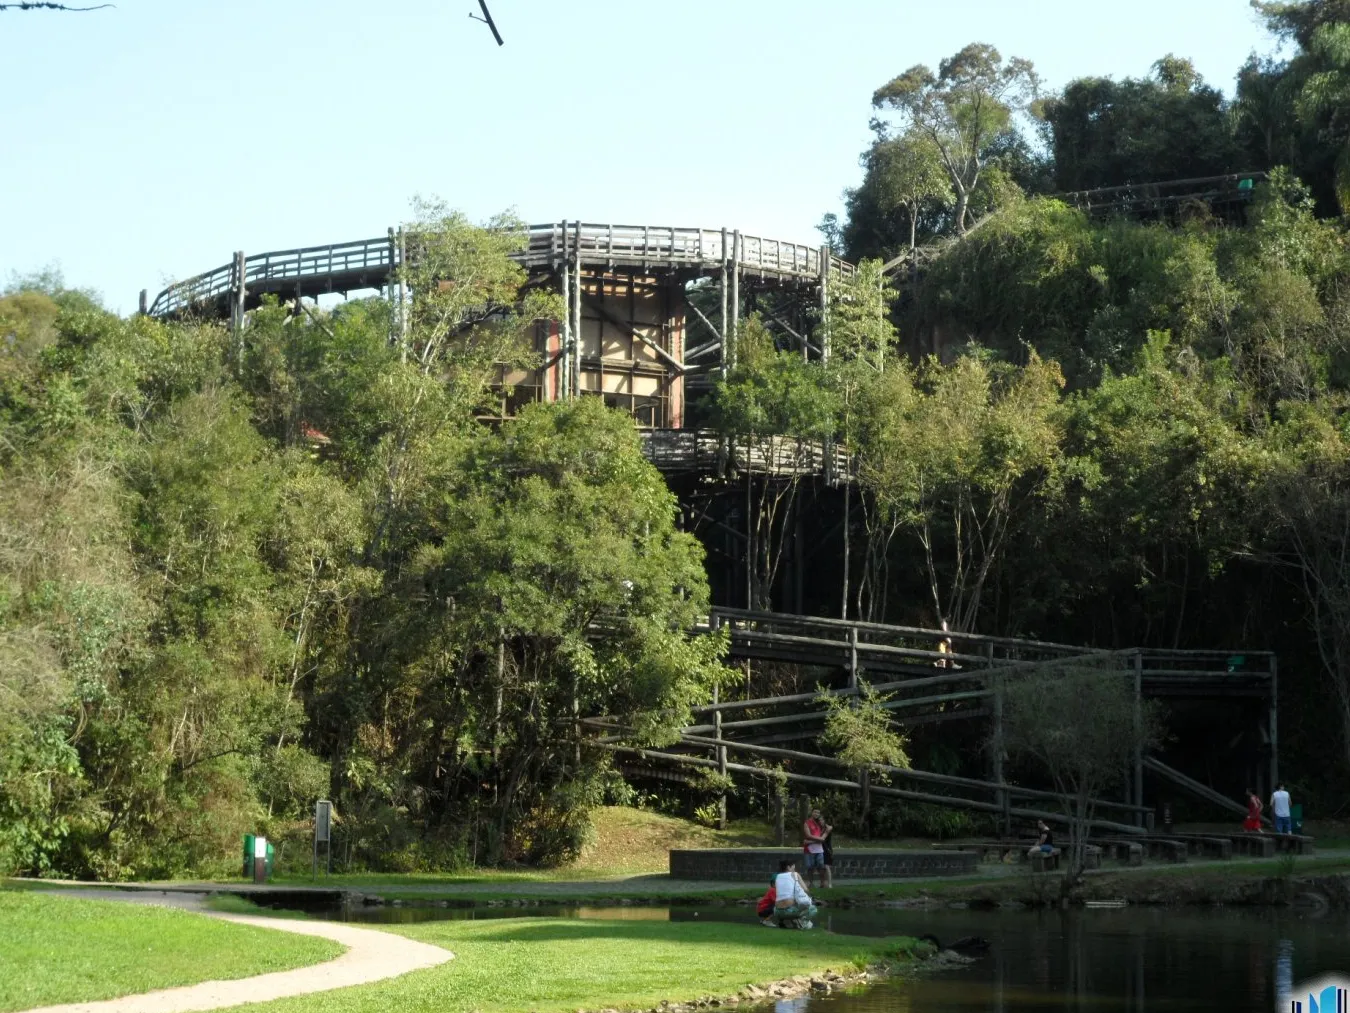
(468, 0, 504, 45)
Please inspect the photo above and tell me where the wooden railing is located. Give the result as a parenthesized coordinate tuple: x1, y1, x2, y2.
(148, 222, 852, 318)
(1053, 172, 1268, 219)
(639, 430, 851, 482)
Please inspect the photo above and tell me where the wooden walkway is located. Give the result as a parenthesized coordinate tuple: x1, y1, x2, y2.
(639, 430, 850, 483)
(1053, 172, 1267, 220)
(586, 607, 1278, 834)
(146, 222, 854, 319)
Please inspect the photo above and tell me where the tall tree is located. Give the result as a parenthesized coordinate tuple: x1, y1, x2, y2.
(872, 43, 1038, 233)
(1041, 56, 1241, 192)
(865, 132, 953, 271)
(858, 352, 1065, 633)
(1003, 661, 1164, 893)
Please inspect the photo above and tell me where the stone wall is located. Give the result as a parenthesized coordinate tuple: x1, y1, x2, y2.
(668, 847, 977, 882)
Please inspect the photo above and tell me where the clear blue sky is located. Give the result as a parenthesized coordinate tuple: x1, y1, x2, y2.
(1, 0, 1278, 314)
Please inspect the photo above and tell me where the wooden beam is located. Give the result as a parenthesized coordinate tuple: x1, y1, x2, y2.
(601, 745, 1145, 834)
(685, 297, 724, 345)
(677, 734, 1150, 815)
(580, 291, 684, 373)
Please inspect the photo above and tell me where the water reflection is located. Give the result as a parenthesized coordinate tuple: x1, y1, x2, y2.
(795, 907, 1350, 1012)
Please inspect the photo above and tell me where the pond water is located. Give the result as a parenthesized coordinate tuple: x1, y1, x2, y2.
(267, 898, 1350, 1010)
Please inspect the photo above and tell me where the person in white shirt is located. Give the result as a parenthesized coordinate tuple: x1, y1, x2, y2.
(1270, 784, 1293, 835)
(772, 859, 817, 929)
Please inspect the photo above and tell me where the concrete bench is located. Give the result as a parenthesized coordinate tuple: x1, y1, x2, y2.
(1228, 833, 1276, 858)
(1273, 833, 1316, 856)
(1028, 847, 1060, 872)
(930, 841, 1021, 863)
(1133, 837, 1189, 863)
(1092, 838, 1144, 866)
(1166, 834, 1233, 860)
(1019, 845, 1100, 871)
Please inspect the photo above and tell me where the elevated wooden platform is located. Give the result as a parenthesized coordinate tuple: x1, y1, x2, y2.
(587, 607, 1278, 835)
(639, 430, 850, 483)
(145, 223, 852, 319)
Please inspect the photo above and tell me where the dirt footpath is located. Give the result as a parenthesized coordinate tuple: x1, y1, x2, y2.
(20, 898, 454, 1013)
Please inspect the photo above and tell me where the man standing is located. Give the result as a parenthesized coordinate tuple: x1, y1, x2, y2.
(801, 807, 832, 890)
(1271, 783, 1293, 835)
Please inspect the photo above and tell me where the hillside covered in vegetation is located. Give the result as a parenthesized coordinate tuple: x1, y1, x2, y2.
(4, 0, 1350, 880)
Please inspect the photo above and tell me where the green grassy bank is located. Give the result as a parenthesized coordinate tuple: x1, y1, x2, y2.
(0, 890, 344, 1012)
(240, 917, 916, 1013)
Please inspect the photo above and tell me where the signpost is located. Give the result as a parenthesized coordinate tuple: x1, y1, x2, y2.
(313, 799, 332, 878)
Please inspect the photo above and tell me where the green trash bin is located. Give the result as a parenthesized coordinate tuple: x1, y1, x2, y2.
(1292, 803, 1304, 835)
(242, 834, 271, 882)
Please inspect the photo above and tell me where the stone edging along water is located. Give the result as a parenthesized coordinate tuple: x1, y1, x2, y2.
(562, 948, 975, 1013)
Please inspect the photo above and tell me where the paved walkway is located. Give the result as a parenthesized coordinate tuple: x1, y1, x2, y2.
(22, 894, 454, 1013)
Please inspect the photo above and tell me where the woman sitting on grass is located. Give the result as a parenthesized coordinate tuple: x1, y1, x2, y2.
(770, 859, 817, 930)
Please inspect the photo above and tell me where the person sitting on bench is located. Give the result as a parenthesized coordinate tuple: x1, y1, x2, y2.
(1028, 820, 1054, 857)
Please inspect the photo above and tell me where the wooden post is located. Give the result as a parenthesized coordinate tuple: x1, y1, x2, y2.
(818, 244, 830, 364)
(561, 224, 572, 400)
(386, 228, 398, 347)
(848, 625, 859, 690)
(794, 511, 804, 615)
(572, 670, 581, 768)
(231, 250, 247, 368)
(771, 790, 785, 845)
(730, 231, 741, 365)
(1133, 650, 1144, 827)
(858, 768, 871, 836)
(396, 228, 409, 361)
(714, 684, 727, 830)
(571, 222, 583, 399)
(720, 228, 729, 373)
(992, 668, 1008, 836)
(138, 289, 148, 315)
(1269, 655, 1279, 791)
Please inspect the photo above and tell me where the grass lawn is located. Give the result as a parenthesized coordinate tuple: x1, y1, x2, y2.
(0, 889, 344, 1013)
(241, 916, 916, 1013)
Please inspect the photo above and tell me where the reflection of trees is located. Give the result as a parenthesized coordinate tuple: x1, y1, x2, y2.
(977, 911, 1296, 1011)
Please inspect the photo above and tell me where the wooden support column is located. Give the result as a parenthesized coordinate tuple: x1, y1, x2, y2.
(988, 645, 1009, 837)
(771, 790, 785, 845)
(138, 289, 148, 315)
(819, 244, 830, 364)
(231, 250, 247, 368)
(1133, 650, 1144, 826)
(571, 222, 582, 399)
(714, 684, 728, 830)
(794, 511, 804, 615)
(858, 768, 871, 836)
(848, 625, 859, 690)
(395, 228, 410, 362)
(1269, 655, 1279, 791)
(719, 227, 729, 373)
(560, 223, 572, 400)
(991, 656, 1009, 836)
(572, 670, 581, 768)
(730, 231, 741, 365)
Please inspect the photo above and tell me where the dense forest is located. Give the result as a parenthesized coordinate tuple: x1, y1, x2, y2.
(4, 0, 1350, 878)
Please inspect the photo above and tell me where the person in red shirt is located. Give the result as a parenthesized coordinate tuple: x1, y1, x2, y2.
(1243, 789, 1264, 833)
(801, 808, 832, 890)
